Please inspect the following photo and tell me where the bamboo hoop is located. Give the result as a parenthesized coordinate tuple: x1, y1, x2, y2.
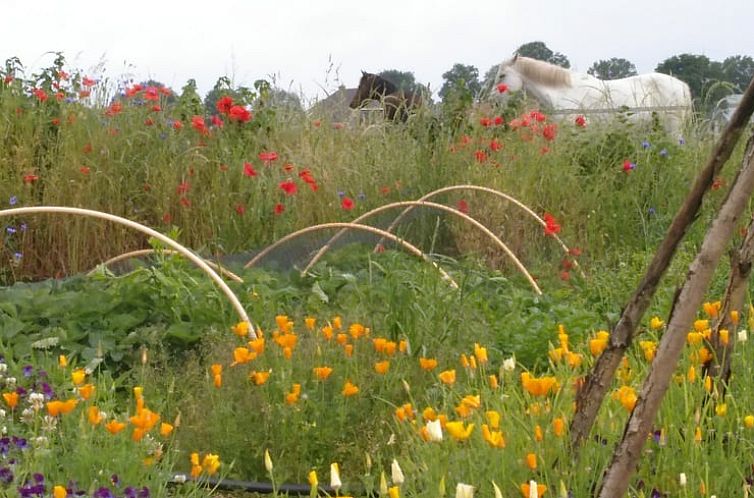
(88, 249, 244, 284)
(0, 206, 255, 337)
(243, 222, 458, 288)
(301, 201, 541, 294)
(376, 185, 584, 277)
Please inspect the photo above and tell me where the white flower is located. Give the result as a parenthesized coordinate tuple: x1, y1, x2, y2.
(173, 474, 187, 484)
(391, 459, 404, 485)
(529, 480, 539, 498)
(455, 483, 474, 498)
(738, 329, 748, 342)
(330, 463, 342, 491)
(5, 377, 16, 387)
(0, 363, 7, 373)
(21, 408, 34, 423)
(679, 473, 687, 486)
(0, 409, 6, 419)
(492, 481, 503, 498)
(379, 471, 388, 496)
(503, 356, 516, 372)
(426, 419, 443, 442)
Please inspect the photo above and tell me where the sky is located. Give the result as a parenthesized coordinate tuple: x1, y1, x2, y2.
(3, 0, 753, 105)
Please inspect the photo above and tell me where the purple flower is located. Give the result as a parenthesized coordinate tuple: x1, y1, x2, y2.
(93, 487, 115, 498)
(20, 223, 27, 232)
(641, 139, 651, 149)
(12, 436, 28, 450)
(648, 207, 656, 216)
(0, 466, 13, 484)
(659, 148, 668, 157)
(679, 136, 686, 145)
(9, 196, 18, 206)
(337, 191, 345, 199)
(138, 486, 151, 498)
(22, 365, 33, 377)
(6, 226, 16, 235)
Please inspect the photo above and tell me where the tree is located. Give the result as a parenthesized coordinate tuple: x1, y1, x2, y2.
(655, 53, 722, 100)
(377, 69, 417, 93)
(176, 79, 204, 120)
(439, 63, 481, 102)
(516, 41, 570, 68)
(587, 58, 638, 80)
(721, 55, 754, 91)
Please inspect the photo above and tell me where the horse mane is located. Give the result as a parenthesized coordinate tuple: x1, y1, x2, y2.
(511, 56, 572, 87)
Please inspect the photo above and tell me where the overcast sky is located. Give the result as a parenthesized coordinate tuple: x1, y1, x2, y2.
(3, 0, 753, 103)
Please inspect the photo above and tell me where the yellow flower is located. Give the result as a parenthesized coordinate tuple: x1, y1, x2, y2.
(534, 424, 543, 442)
(342, 380, 359, 397)
(374, 360, 390, 375)
(639, 341, 657, 362)
(589, 330, 610, 356)
(719, 329, 729, 346)
(308, 469, 318, 488)
(77, 383, 95, 400)
(313, 366, 333, 380)
(231, 347, 256, 366)
(488, 374, 499, 389)
(650, 316, 665, 330)
(58, 355, 68, 368)
(438, 369, 456, 386)
(445, 421, 474, 441)
(87, 406, 103, 425)
(687, 365, 697, 383)
(703, 301, 721, 318)
(160, 422, 174, 437)
(473, 343, 488, 364)
(612, 386, 637, 412)
(47, 399, 78, 417)
(715, 403, 727, 417)
(521, 372, 559, 397)
(704, 375, 712, 392)
(202, 453, 221, 475)
(330, 462, 342, 491)
(285, 384, 302, 405)
(332, 316, 342, 330)
(71, 368, 86, 386)
(249, 370, 271, 386)
(694, 319, 709, 332)
(744, 414, 754, 428)
(525, 452, 538, 470)
(394, 403, 415, 422)
(553, 417, 565, 437)
(388, 486, 400, 498)
(3, 392, 19, 409)
(481, 424, 505, 448)
(730, 310, 740, 325)
(248, 337, 266, 355)
(486, 410, 501, 429)
(419, 357, 438, 371)
(694, 426, 702, 443)
(264, 449, 273, 473)
(687, 331, 704, 345)
(105, 419, 126, 435)
(520, 482, 547, 498)
(305, 317, 316, 331)
(53, 485, 67, 498)
(231, 321, 250, 338)
(349, 322, 366, 339)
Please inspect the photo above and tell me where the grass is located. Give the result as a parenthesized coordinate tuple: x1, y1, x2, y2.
(1, 55, 753, 497)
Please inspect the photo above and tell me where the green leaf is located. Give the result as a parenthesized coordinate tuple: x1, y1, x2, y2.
(0, 318, 26, 339)
(311, 281, 329, 303)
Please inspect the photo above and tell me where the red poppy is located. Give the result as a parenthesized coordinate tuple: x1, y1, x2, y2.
(274, 203, 285, 215)
(560, 270, 570, 281)
(51, 118, 60, 126)
(711, 177, 724, 191)
(540, 146, 550, 155)
(380, 186, 390, 195)
(575, 115, 587, 127)
(82, 76, 96, 87)
(216, 96, 234, 115)
(3, 75, 13, 84)
(333, 122, 345, 129)
(125, 84, 142, 98)
(312, 119, 321, 127)
(243, 162, 257, 177)
(568, 247, 582, 257)
(561, 257, 574, 271)
(55, 92, 65, 102)
(172, 120, 183, 130)
(479, 117, 492, 127)
(57, 70, 69, 81)
(79, 90, 91, 98)
(494, 116, 504, 126)
(457, 199, 469, 214)
(474, 150, 488, 163)
(162, 212, 172, 224)
(497, 83, 508, 93)
(144, 118, 154, 126)
(176, 182, 190, 194)
(159, 87, 171, 96)
(23, 174, 39, 184)
(234, 203, 246, 216)
(283, 163, 295, 173)
(105, 102, 123, 117)
(211, 115, 224, 128)
(79, 166, 90, 175)
(219, 163, 229, 172)
(229, 105, 252, 123)
(191, 116, 208, 135)
(179, 197, 191, 208)
(298, 169, 316, 184)
(83, 143, 93, 154)
(543, 213, 561, 236)
(151, 105, 161, 112)
(341, 197, 354, 210)
(622, 160, 635, 174)
(460, 135, 472, 146)
(258, 151, 279, 163)
(489, 138, 503, 152)
(279, 180, 297, 196)
(530, 110, 546, 122)
(542, 123, 557, 141)
(32, 88, 48, 102)
(144, 86, 159, 101)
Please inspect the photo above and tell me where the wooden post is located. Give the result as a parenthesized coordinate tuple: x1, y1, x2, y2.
(597, 136, 754, 497)
(569, 76, 754, 451)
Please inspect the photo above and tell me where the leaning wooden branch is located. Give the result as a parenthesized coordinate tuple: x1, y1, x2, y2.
(597, 135, 754, 497)
(707, 206, 754, 389)
(569, 76, 754, 451)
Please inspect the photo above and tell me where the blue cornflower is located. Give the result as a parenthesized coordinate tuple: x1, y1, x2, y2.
(659, 148, 668, 157)
(641, 139, 651, 149)
(648, 207, 656, 216)
(6, 227, 16, 235)
(9, 196, 17, 206)
(337, 191, 345, 199)
(20, 223, 27, 232)
(13, 252, 22, 262)
(0, 466, 13, 484)
(679, 136, 686, 145)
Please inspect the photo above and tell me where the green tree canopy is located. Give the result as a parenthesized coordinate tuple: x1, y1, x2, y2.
(587, 58, 638, 80)
(516, 41, 570, 68)
(377, 69, 417, 92)
(439, 63, 481, 102)
(721, 55, 754, 91)
(655, 53, 722, 100)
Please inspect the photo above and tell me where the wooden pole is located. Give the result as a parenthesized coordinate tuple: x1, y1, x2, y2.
(569, 76, 754, 451)
(597, 136, 754, 497)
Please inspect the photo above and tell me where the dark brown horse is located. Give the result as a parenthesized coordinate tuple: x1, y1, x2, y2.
(349, 71, 423, 122)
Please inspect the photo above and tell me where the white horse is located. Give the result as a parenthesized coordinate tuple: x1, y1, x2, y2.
(493, 55, 692, 135)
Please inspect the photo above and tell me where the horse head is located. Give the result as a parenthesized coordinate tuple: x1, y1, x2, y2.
(349, 72, 376, 109)
(494, 54, 525, 95)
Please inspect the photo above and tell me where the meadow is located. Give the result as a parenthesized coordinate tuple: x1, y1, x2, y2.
(0, 57, 753, 497)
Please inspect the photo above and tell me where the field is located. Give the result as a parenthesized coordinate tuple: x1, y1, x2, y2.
(1, 59, 753, 497)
